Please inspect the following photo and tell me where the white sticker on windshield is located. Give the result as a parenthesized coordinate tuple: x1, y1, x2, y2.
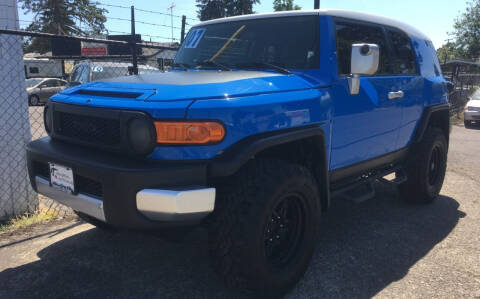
(185, 28, 206, 48)
(92, 65, 103, 72)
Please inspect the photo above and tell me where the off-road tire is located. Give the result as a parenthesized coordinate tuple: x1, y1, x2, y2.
(75, 211, 116, 231)
(208, 159, 321, 297)
(29, 95, 39, 106)
(399, 127, 448, 204)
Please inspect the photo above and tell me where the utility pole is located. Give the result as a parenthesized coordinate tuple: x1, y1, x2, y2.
(314, 0, 320, 9)
(181, 15, 186, 43)
(131, 5, 138, 75)
(444, 38, 452, 65)
(168, 3, 175, 43)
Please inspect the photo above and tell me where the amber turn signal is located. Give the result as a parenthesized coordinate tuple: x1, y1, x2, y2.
(154, 121, 225, 144)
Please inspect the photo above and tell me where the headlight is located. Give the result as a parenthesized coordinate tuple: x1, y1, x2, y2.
(127, 117, 156, 155)
(43, 105, 52, 134)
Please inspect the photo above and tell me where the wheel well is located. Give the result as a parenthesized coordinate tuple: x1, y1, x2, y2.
(414, 105, 450, 145)
(428, 108, 450, 144)
(255, 136, 330, 211)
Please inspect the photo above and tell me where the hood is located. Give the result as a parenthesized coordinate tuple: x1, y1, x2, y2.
(60, 70, 316, 102)
(467, 99, 480, 108)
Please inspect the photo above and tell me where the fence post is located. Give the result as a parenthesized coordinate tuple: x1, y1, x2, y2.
(0, 0, 37, 220)
(181, 15, 186, 43)
(130, 5, 138, 75)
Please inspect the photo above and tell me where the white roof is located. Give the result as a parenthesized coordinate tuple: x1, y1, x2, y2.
(194, 9, 430, 41)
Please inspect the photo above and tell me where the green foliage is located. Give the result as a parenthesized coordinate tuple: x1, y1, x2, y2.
(453, 0, 480, 59)
(437, 42, 464, 63)
(439, 0, 480, 61)
(19, 0, 108, 53)
(273, 0, 301, 11)
(196, 0, 260, 21)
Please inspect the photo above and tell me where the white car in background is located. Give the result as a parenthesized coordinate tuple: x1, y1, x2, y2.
(464, 89, 480, 128)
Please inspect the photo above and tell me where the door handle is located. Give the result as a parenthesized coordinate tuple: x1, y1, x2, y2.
(388, 90, 404, 100)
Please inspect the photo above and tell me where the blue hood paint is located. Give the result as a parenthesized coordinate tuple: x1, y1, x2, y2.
(58, 70, 316, 102)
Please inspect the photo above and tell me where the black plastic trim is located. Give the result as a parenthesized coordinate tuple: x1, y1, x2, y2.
(413, 103, 450, 143)
(209, 124, 325, 178)
(330, 147, 409, 183)
(26, 137, 207, 230)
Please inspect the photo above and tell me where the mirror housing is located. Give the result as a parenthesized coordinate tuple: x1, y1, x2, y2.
(348, 43, 380, 95)
(445, 81, 455, 93)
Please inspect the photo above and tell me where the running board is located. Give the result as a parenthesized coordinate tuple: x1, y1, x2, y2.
(331, 165, 407, 203)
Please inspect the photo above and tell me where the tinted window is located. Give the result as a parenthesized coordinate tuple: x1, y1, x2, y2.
(29, 67, 39, 74)
(175, 16, 319, 70)
(335, 21, 389, 75)
(41, 80, 57, 87)
(386, 28, 417, 74)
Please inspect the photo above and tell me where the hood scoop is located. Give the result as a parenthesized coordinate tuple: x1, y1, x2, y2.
(75, 89, 142, 99)
(63, 85, 157, 101)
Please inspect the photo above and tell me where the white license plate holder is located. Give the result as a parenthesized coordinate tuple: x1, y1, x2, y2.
(49, 163, 74, 194)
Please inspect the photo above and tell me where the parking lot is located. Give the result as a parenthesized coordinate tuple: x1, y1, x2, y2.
(0, 124, 479, 298)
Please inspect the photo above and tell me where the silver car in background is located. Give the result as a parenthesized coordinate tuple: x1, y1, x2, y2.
(464, 89, 480, 128)
(26, 78, 68, 106)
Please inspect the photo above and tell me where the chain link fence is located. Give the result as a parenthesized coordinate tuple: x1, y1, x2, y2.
(0, 28, 179, 222)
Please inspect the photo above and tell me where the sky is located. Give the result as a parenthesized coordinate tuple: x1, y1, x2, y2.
(16, 0, 469, 48)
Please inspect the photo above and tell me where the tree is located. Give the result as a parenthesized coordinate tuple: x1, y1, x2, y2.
(196, 0, 260, 21)
(19, 0, 108, 53)
(273, 0, 301, 11)
(437, 42, 464, 63)
(451, 0, 480, 60)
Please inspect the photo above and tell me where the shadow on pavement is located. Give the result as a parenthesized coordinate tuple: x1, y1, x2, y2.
(0, 184, 464, 299)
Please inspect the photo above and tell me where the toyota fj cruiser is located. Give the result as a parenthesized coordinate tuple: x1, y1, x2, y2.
(26, 9, 450, 297)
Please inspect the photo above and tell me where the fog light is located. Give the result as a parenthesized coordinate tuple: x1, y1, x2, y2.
(127, 118, 156, 155)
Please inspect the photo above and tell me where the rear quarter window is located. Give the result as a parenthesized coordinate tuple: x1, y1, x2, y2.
(385, 28, 417, 75)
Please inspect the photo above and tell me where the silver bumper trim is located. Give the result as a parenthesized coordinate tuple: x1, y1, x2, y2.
(136, 188, 215, 222)
(35, 176, 105, 221)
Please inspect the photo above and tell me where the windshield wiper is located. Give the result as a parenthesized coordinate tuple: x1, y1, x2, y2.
(195, 60, 232, 71)
(236, 61, 291, 75)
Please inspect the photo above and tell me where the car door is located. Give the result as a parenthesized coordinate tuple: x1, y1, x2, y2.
(384, 28, 425, 149)
(329, 19, 403, 170)
(37, 80, 54, 101)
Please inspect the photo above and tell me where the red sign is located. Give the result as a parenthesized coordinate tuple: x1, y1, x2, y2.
(81, 46, 107, 56)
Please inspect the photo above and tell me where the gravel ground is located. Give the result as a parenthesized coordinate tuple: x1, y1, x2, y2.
(0, 125, 479, 299)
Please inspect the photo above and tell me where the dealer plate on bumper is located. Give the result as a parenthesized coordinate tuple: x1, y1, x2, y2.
(49, 163, 74, 194)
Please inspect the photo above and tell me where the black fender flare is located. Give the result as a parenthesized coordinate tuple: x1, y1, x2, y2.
(208, 124, 330, 209)
(413, 103, 450, 144)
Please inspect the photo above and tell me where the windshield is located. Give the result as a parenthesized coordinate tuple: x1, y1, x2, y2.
(174, 16, 319, 70)
(26, 78, 42, 88)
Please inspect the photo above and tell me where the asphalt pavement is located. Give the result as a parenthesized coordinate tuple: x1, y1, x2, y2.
(0, 124, 479, 298)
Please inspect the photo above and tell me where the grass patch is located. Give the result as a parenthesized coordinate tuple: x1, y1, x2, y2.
(0, 209, 60, 232)
(450, 112, 464, 126)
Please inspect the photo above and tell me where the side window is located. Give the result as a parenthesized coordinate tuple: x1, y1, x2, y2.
(57, 80, 67, 86)
(29, 67, 39, 74)
(335, 21, 389, 76)
(386, 28, 417, 75)
(40, 80, 53, 87)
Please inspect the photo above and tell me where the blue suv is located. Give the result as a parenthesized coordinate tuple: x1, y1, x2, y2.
(26, 10, 450, 297)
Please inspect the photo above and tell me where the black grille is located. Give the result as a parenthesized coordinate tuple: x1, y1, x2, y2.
(75, 175, 103, 198)
(56, 112, 121, 146)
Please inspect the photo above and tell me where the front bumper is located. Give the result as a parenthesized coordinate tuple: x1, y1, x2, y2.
(27, 137, 215, 229)
(464, 110, 480, 121)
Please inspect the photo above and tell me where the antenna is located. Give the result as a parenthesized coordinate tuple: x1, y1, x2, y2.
(168, 3, 176, 42)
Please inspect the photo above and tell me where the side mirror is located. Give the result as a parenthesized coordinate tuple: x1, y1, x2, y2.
(348, 43, 380, 95)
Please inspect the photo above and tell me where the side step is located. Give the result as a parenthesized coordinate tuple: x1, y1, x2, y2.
(331, 166, 407, 203)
